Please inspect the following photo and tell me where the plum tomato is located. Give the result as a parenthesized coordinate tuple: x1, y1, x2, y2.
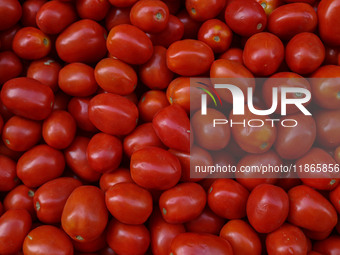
(3, 185, 35, 217)
(318, 0, 340, 46)
(0, 0, 22, 31)
(0, 154, 19, 191)
(315, 109, 340, 149)
(185, 0, 226, 21)
(0, 51, 22, 85)
(105, 6, 131, 30)
(138, 90, 170, 122)
(21, 0, 46, 27)
(99, 168, 133, 192)
(76, 0, 110, 21)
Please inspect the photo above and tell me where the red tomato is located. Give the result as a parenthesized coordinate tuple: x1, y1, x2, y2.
(87, 132, 122, 173)
(315, 109, 340, 148)
(56, 19, 107, 63)
(288, 185, 338, 232)
(95, 58, 137, 95)
(0, 209, 32, 254)
(106, 219, 150, 255)
(76, 0, 110, 21)
(1, 77, 54, 120)
(177, 9, 201, 39)
(268, 3, 317, 40)
(166, 39, 214, 76)
(62, 186, 108, 242)
(36, 1, 77, 34)
(318, 0, 340, 46)
(0, 24, 21, 51)
(225, 0, 267, 37)
(255, 0, 282, 15)
(0, 0, 22, 30)
(21, 0, 46, 27)
(219, 48, 243, 65)
(106, 24, 153, 65)
(23, 225, 74, 255)
(166, 77, 191, 114)
(138, 90, 170, 122)
(99, 168, 133, 192)
(286, 32, 325, 74)
(17, 144, 65, 188)
(0, 51, 22, 84)
(108, 0, 138, 7)
(105, 7, 131, 30)
(72, 231, 106, 253)
(220, 219, 262, 255)
(3, 185, 35, 217)
(89, 93, 138, 136)
(153, 104, 191, 153)
(0, 154, 18, 191)
(185, 0, 226, 21)
(170, 232, 233, 255)
(130, 146, 181, 190)
(33, 177, 82, 224)
(266, 224, 308, 255)
(105, 182, 153, 224)
(313, 236, 340, 255)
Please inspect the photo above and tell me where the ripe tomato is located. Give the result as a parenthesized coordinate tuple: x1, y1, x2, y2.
(288, 185, 338, 232)
(0, 154, 18, 191)
(99, 168, 133, 192)
(0, 209, 32, 254)
(255, 0, 282, 15)
(266, 224, 308, 255)
(130, 146, 181, 190)
(23, 225, 74, 255)
(72, 231, 106, 253)
(138, 90, 170, 122)
(105, 6, 131, 30)
(313, 236, 340, 255)
(166, 39, 214, 76)
(21, 0, 46, 27)
(315, 109, 340, 148)
(225, 0, 267, 37)
(62, 186, 108, 242)
(0, 25, 21, 51)
(106, 219, 150, 255)
(95, 58, 137, 95)
(219, 48, 243, 64)
(33, 177, 82, 224)
(185, 0, 226, 21)
(318, 0, 340, 46)
(220, 219, 262, 255)
(0, 0, 22, 31)
(3, 185, 35, 217)
(76, 0, 110, 21)
(56, 19, 107, 63)
(0, 51, 22, 85)
(108, 0, 138, 7)
(106, 24, 153, 65)
(105, 182, 153, 224)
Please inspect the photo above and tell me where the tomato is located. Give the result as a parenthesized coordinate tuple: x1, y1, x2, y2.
(177, 9, 201, 39)
(0, 0, 22, 31)
(0, 154, 18, 191)
(23, 225, 73, 255)
(225, 0, 267, 37)
(185, 0, 226, 21)
(325, 46, 340, 65)
(130, 147, 181, 190)
(268, 3, 317, 40)
(198, 19, 232, 53)
(62, 186, 108, 242)
(36, 1, 77, 34)
(318, 0, 340, 46)
(17, 144, 65, 188)
(255, 0, 282, 15)
(107, 24, 153, 65)
(0, 24, 21, 51)
(67, 97, 97, 132)
(0, 209, 32, 254)
(138, 90, 170, 122)
(99, 168, 133, 192)
(76, 0, 110, 21)
(313, 236, 340, 255)
(106, 219, 150, 255)
(166, 39, 214, 76)
(310, 65, 340, 110)
(105, 182, 153, 224)
(266, 224, 308, 255)
(219, 48, 243, 64)
(286, 32, 325, 74)
(315, 109, 340, 148)
(220, 219, 262, 255)
(288, 185, 338, 232)
(108, 0, 138, 7)
(170, 232, 233, 255)
(335, 146, 340, 164)
(21, 0, 46, 27)
(64, 136, 101, 182)
(105, 7, 131, 30)
(33, 177, 82, 224)
(3, 184, 35, 219)
(56, 19, 107, 63)
(0, 51, 22, 85)
(153, 104, 191, 153)
(89, 93, 138, 136)
(274, 113, 316, 159)
(72, 231, 106, 253)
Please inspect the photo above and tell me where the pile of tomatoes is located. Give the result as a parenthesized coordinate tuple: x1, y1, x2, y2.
(1, 0, 340, 254)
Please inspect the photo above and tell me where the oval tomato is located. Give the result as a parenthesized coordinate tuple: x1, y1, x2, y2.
(76, 0, 110, 21)
(3, 185, 35, 217)
(138, 90, 170, 122)
(318, 0, 340, 46)
(21, 0, 46, 27)
(99, 168, 133, 192)
(0, 154, 18, 191)
(313, 236, 340, 255)
(315, 109, 340, 148)
(0, 51, 22, 84)
(0, 0, 22, 31)
(185, 0, 226, 21)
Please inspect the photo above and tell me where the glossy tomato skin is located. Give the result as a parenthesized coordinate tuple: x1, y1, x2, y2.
(0, 24, 21, 51)
(1, 77, 54, 120)
(76, 0, 110, 21)
(33, 177, 82, 224)
(72, 231, 106, 253)
(0, 154, 19, 191)
(313, 236, 340, 255)
(170, 232, 233, 255)
(36, 1, 77, 34)
(0, 51, 22, 84)
(23, 225, 74, 255)
(225, 0, 267, 37)
(288, 185, 338, 232)
(166, 39, 214, 76)
(208, 179, 249, 219)
(318, 0, 340, 46)
(67, 97, 97, 132)
(21, 0, 46, 27)
(219, 48, 243, 64)
(315, 109, 340, 148)
(106, 219, 150, 255)
(153, 104, 191, 153)
(87, 132, 123, 173)
(138, 90, 170, 122)
(89, 93, 138, 136)
(220, 219, 261, 255)
(107, 24, 153, 65)
(268, 3, 317, 40)
(105, 6, 131, 30)
(185, 0, 226, 21)
(166, 77, 191, 114)
(105, 182, 153, 224)
(108, 0, 138, 7)
(56, 19, 107, 63)
(3, 185, 35, 217)
(0, 209, 32, 254)
(266, 224, 308, 255)
(0, 0, 22, 30)
(99, 168, 133, 192)
(130, 147, 181, 190)
(159, 182, 206, 224)
(62, 185, 108, 242)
